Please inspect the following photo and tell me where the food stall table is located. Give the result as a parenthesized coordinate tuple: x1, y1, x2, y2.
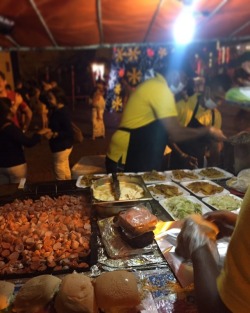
(3, 170, 239, 313)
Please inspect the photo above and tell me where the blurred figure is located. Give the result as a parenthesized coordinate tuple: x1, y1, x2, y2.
(91, 79, 106, 140)
(0, 98, 51, 185)
(28, 86, 48, 129)
(47, 87, 74, 180)
(0, 71, 32, 132)
(106, 64, 226, 173)
(169, 75, 231, 169)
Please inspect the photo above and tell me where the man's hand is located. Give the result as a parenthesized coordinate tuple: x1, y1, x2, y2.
(176, 215, 219, 262)
(37, 128, 53, 139)
(203, 211, 237, 239)
(181, 153, 198, 169)
(208, 126, 227, 141)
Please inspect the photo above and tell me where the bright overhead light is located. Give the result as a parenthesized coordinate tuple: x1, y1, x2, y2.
(173, 7, 195, 45)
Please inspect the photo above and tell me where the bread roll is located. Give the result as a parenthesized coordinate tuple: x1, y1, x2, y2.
(95, 270, 140, 313)
(13, 275, 61, 313)
(54, 273, 97, 313)
(0, 281, 15, 310)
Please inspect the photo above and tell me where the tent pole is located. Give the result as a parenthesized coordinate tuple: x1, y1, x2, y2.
(71, 65, 75, 111)
(4, 35, 20, 48)
(28, 0, 58, 47)
(144, 0, 165, 43)
(96, 0, 104, 44)
(230, 20, 250, 38)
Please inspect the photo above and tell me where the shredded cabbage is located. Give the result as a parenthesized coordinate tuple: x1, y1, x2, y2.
(165, 196, 202, 220)
(207, 195, 242, 211)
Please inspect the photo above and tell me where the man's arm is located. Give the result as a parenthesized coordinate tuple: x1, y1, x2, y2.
(160, 116, 226, 143)
(169, 142, 198, 168)
(191, 245, 231, 313)
(176, 215, 233, 313)
(21, 104, 32, 132)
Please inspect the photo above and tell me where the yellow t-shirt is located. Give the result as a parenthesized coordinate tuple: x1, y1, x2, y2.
(164, 94, 222, 155)
(107, 74, 177, 164)
(176, 93, 222, 128)
(217, 186, 250, 312)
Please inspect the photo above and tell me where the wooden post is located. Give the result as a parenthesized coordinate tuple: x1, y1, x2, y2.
(71, 65, 75, 111)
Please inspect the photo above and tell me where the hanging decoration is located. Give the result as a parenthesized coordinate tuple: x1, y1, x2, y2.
(106, 45, 170, 111)
(127, 67, 142, 85)
(106, 42, 239, 112)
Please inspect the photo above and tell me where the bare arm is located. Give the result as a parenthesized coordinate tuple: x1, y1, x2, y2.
(169, 142, 198, 168)
(175, 215, 232, 312)
(191, 245, 231, 313)
(22, 105, 33, 132)
(160, 116, 226, 143)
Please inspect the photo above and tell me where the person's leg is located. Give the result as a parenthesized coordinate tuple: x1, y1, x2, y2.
(7, 164, 27, 184)
(92, 108, 97, 140)
(53, 148, 73, 180)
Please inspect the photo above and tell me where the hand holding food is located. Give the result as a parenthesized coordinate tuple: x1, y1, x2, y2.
(203, 210, 237, 239)
(176, 214, 219, 261)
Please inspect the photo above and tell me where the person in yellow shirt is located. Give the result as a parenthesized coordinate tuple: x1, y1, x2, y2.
(169, 75, 230, 169)
(176, 186, 250, 313)
(106, 68, 226, 173)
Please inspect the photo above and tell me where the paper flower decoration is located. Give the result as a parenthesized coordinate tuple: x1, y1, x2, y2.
(147, 48, 155, 58)
(127, 67, 142, 85)
(115, 48, 126, 63)
(112, 96, 123, 111)
(114, 83, 121, 95)
(158, 47, 168, 59)
(127, 47, 141, 62)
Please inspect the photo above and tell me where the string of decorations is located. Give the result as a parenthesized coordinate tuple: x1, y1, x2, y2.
(106, 42, 247, 112)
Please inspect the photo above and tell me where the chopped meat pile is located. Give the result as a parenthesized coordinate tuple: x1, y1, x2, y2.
(0, 195, 91, 275)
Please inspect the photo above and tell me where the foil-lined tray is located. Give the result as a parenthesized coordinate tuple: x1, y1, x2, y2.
(91, 175, 153, 205)
(98, 216, 156, 259)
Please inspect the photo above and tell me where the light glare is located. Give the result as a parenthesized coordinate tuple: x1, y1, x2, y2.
(173, 8, 195, 45)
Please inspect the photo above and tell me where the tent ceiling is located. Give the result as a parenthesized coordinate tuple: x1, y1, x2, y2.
(0, 0, 249, 50)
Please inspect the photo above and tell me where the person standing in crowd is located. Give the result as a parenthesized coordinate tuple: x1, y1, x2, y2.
(47, 87, 74, 180)
(106, 65, 226, 173)
(0, 71, 32, 132)
(0, 98, 51, 185)
(176, 186, 250, 313)
(169, 75, 231, 169)
(91, 79, 106, 140)
(28, 85, 49, 129)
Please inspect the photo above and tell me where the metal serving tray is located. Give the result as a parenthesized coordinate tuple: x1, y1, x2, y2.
(0, 186, 98, 279)
(91, 175, 153, 205)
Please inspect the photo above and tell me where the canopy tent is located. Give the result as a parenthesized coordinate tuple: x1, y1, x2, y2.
(0, 0, 249, 50)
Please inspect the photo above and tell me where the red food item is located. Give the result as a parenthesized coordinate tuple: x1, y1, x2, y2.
(118, 205, 158, 236)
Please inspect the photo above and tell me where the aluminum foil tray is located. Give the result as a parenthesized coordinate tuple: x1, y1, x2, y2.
(91, 175, 153, 206)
